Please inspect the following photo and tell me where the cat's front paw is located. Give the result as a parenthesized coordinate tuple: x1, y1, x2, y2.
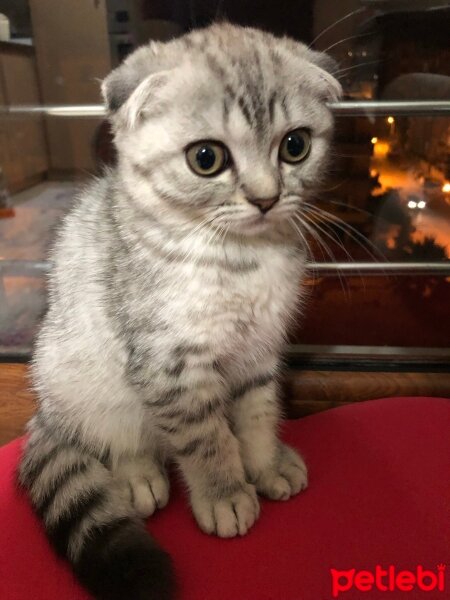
(191, 482, 260, 538)
(126, 471, 170, 518)
(116, 456, 170, 518)
(256, 444, 308, 501)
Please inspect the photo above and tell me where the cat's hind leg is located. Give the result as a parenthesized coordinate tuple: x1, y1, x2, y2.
(19, 416, 174, 600)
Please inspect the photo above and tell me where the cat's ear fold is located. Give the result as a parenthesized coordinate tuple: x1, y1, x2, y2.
(102, 68, 169, 129)
(101, 65, 142, 114)
(307, 50, 343, 102)
(281, 38, 343, 102)
(308, 50, 339, 79)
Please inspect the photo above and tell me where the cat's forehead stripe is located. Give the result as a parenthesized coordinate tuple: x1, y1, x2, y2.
(202, 45, 277, 137)
(175, 31, 282, 135)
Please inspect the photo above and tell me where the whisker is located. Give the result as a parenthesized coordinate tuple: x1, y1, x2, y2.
(301, 207, 355, 264)
(219, 223, 232, 265)
(288, 217, 312, 261)
(330, 151, 374, 159)
(309, 7, 367, 49)
(294, 213, 348, 296)
(293, 213, 337, 265)
(184, 221, 224, 268)
(301, 207, 361, 296)
(321, 31, 375, 55)
(165, 215, 216, 263)
(333, 60, 382, 78)
(179, 228, 213, 267)
(316, 198, 372, 218)
(293, 213, 328, 263)
(174, 213, 228, 268)
(309, 204, 386, 263)
(303, 202, 387, 266)
(311, 179, 349, 194)
(289, 216, 318, 288)
(219, 222, 230, 247)
(319, 218, 367, 295)
(204, 220, 224, 251)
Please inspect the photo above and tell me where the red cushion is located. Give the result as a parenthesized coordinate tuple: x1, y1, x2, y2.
(1, 397, 449, 600)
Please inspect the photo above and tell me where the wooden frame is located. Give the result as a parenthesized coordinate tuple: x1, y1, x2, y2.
(1, 363, 448, 446)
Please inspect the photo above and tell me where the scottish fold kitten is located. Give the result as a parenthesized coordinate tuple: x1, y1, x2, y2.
(18, 23, 341, 600)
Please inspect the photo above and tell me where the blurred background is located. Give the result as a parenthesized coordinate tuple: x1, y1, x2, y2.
(0, 0, 449, 369)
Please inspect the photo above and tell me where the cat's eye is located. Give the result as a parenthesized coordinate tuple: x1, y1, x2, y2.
(186, 141, 229, 177)
(279, 128, 311, 164)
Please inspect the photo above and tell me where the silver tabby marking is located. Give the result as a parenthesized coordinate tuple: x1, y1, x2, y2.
(18, 23, 341, 600)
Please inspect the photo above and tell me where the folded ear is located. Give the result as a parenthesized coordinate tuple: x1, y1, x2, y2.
(101, 41, 171, 126)
(306, 49, 343, 102)
(101, 65, 143, 113)
(102, 67, 170, 130)
(307, 49, 339, 78)
(280, 37, 343, 102)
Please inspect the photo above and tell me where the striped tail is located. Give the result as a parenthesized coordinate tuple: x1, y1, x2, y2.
(18, 430, 175, 600)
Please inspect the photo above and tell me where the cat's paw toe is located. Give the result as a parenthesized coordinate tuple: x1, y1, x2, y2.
(128, 472, 170, 518)
(256, 445, 308, 500)
(278, 446, 308, 495)
(192, 483, 260, 538)
(257, 473, 292, 500)
(116, 457, 170, 518)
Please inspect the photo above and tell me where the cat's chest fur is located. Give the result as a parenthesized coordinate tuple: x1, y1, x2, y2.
(152, 243, 304, 359)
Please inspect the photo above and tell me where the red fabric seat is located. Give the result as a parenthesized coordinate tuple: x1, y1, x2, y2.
(1, 397, 449, 600)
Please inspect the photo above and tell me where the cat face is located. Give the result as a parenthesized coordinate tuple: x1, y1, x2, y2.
(104, 24, 341, 238)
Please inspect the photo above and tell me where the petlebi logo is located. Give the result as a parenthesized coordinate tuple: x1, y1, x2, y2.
(330, 564, 446, 597)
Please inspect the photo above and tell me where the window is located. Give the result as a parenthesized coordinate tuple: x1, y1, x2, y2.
(0, 0, 449, 373)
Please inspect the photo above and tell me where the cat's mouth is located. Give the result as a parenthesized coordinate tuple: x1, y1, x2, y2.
(221, 205, 289, 236)
(237, 212, 276, 235)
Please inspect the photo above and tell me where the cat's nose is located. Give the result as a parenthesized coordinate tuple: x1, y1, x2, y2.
(247, 196, 279, 214)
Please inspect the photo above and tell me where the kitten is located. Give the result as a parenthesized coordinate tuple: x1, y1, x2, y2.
(18, 23, 341, 600)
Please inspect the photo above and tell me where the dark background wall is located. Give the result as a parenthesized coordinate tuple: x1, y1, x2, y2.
(138, 0, 314, 42)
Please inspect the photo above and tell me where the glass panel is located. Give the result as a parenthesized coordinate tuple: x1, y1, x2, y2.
(0, 0, 449, 362)
(0, 265, 46, 356)
(291, 275, 450, 348)
(311, 115, 450, 264)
